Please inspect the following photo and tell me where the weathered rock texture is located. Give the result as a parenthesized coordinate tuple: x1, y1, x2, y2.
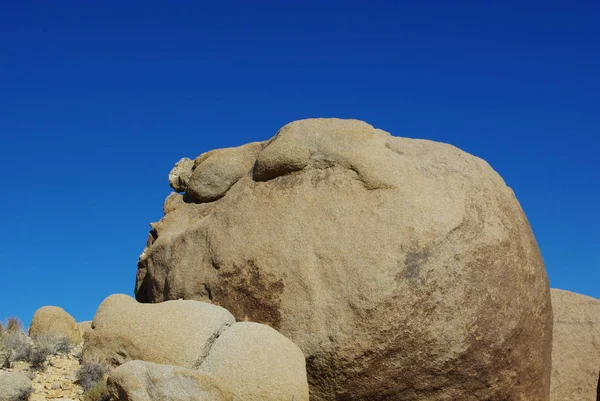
(0, 371, 32, 401)
(200, 322, 309, 401)
(550, 289, 600, 401)
(108, 360, 233, 401)
(135, 118, 553, 400)
(83, 294, 235, 368)
(29, 306, 80, 344)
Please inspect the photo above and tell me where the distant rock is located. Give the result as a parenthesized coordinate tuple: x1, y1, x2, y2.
(200, 322, 309, 401)
(107, 360, 233, 401)
(135, 118, 553, 400)
(550, 289, 600, 401)
(0, 371, 32, 401)
(83, 294, 235, 368)
(29, 306, 80, 344)
(77, 321, 92, 342)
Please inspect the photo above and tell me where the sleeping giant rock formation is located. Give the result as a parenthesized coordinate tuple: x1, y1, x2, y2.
(135, 118, 553, 401)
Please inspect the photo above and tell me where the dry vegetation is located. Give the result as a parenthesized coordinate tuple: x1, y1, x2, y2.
(0, 317, 109, 401)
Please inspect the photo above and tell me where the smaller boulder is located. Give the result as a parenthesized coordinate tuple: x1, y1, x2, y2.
(200, 321, 309, 401)
(29, 306, 80, 344)
(0, 371, 32, 401)
(185, 143, 262, 202)
(168, 157, 194, 192)
(83, 294, 235, 368)
(107, 360, 233, 401)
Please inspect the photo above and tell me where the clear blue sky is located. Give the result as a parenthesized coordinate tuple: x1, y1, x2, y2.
(1, 1, 598, 327)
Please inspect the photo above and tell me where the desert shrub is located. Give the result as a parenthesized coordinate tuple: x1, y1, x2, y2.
(29, 347, 50, 370)
(33, 333, 71, 354)
(6, 316, 23, 333)
(29, 333, 71, 370)
(77, 349, 109, 398)
(0, 331, 31, 367)
(77, 358, 108, 391)
(82, 378, 110, 401)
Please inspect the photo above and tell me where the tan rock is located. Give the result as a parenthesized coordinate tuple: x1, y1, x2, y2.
(135, 118, 553, 400)
(107, 360, 233, 401)
(29, 306, 80, 344)
(168, 157, 194, 192)
(186, 142, 262, 202)
(200, 322, 309, 401)
(77, 321, 92, 342)
(550, 289, 600, 401)
(83, 294, 235, 368)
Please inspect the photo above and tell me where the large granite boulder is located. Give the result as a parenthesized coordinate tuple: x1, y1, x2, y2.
(550, 289, 600, 401)
(135, 118, 553, 400)
(107, 360, 233, 401)
(29, 305, 80, 343)
(83, 294, 235, 368)
(200, 322, 309, 401)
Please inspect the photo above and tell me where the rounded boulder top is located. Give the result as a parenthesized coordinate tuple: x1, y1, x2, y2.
(136, 118, 553, 401)
(29, 305, 80, 344)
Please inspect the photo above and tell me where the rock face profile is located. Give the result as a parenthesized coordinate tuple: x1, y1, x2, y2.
(550, 289, 600, 401)
(29, 306, 80, 344)
(135, 118, 553, 400)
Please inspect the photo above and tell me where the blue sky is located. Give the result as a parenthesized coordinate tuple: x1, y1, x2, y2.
(1, 1, 598, 327)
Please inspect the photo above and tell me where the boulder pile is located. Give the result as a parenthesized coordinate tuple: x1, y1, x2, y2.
(84, 294, 309, 401)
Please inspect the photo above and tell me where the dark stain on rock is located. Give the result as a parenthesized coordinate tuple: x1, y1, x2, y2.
(211, 259, 284, 330)
(202, 283, 213, 301)
(401, 250, 431, 281)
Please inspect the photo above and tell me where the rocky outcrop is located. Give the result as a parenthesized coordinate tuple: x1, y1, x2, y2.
(135, 118, 553, 400)
(200, 322, 309, 401)
(29, 306, 80, 344)
(107, 360, 233, 401)
(550, 289, 600, 401)
(83, 294, 235, 368)
(0, 371, 32, 401)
